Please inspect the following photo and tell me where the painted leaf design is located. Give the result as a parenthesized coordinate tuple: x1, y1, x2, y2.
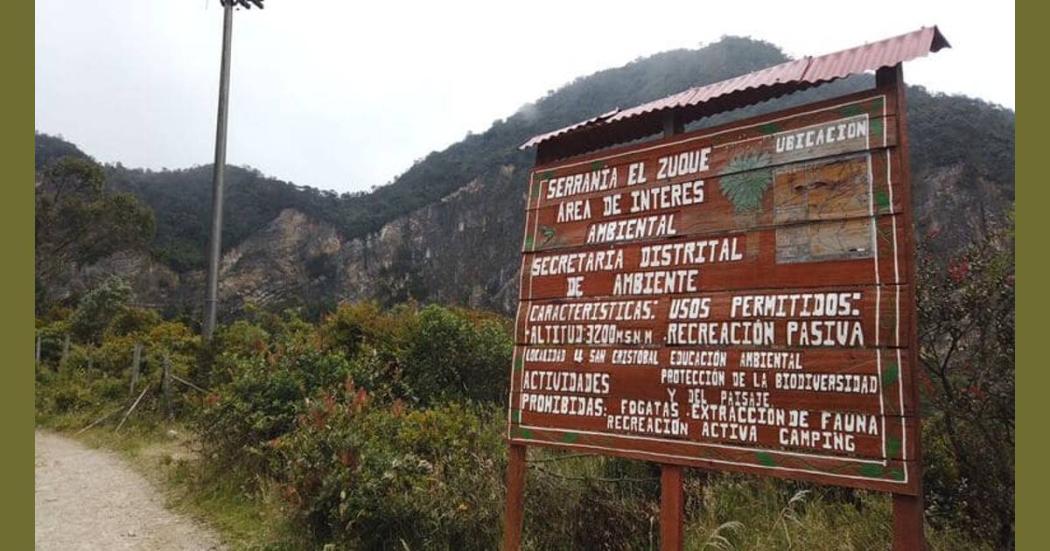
(540, 225, 557, 244)
(859, 464, 884, 478)
(887, 437, 902, 457)
(882, 363, 899, 387)
(870, 118, 884, 139)
(720, 152, 772, 212)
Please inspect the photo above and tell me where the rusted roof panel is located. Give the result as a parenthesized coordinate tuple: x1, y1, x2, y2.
(804, 26, 949, 82)
(606, 58, 810, 124)
(521, 26, 949, 152)
(520, 109, 619, 150)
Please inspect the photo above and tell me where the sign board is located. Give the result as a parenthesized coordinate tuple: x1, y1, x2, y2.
(507, 85, 919, 494)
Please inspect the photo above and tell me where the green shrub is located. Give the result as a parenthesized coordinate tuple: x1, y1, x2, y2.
(318, 301, 414, 359)
(400, 304, 512, 405)
(197, 349, 354, 479)
(278, 399, 505, 549)
(68, 277, 133, 343)
(105, 307, 163, 338)
(89, 335, 137, 375)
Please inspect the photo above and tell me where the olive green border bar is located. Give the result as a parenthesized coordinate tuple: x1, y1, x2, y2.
(1017, 0, 1039, 548)
(0, 0, 34, 547)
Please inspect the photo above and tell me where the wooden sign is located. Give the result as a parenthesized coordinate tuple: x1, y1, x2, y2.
(506, 82, 920, 495)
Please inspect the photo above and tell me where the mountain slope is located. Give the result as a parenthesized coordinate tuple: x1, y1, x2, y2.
(36, 36, 1015, 317)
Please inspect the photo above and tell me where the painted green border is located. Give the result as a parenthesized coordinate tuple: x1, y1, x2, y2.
(0, 0, 35, 547)
(1016, 0, 1039, 548)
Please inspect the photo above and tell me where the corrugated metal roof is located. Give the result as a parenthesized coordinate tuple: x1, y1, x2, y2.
(521, 26, 949, 151)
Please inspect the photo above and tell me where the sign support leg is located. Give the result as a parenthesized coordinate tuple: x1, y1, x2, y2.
(892, 493, 925, 551)
(879, 62, 926, 551)
(660, 464, 684, 551)
(503, 444, 527, 551)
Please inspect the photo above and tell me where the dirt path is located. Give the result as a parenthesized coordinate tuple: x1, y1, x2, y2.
(35, 430, 225, 551)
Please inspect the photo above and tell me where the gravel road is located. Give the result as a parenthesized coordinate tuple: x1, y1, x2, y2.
(35, 430, 225, 550)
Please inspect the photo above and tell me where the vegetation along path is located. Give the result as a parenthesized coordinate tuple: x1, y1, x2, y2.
(35, 430, 225, 550)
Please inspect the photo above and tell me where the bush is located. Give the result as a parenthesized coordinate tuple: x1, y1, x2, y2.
(68, 277, 133, 343)
(400, 304, 512, 405)
(918, 226, 1014, 548)
(197, 348, 354, 479)
(278, 399, 505, 549)
(318, 301, 414, 359)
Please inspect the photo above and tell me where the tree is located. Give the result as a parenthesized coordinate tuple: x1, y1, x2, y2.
(35, 157, 155, 308)
(918, 223, 1014, 548)
(68, 277, 133, 343)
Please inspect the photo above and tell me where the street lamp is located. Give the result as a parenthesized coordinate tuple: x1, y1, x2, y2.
(204, 0, 264, 339)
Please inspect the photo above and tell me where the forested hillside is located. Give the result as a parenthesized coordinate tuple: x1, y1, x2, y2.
(34, 35, 1015, 317)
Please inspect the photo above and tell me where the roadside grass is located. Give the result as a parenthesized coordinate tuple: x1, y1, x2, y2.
(683, 476, 988, 550)
(37, 413, 304, 550)
(38, 412, 992, 551)
(528, 449, 990, 551)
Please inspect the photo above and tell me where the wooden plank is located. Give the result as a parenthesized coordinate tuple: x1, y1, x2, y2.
(524, 150, 901, 254)
(510, 425, 919, 495)
(515, 285, 910, 351)
(528, 116, 898, 215)
(511, 347, 915, 416)
(512, 404, 916, 461)
(520, 216, 909, 301)
(531, 87, 902, 173)
(529, 117, 898, 214)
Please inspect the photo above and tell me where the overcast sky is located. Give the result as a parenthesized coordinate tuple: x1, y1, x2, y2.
(35, 0, 1014, 194)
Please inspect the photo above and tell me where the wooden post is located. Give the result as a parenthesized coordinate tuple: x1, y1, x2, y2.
(60, 334, 70, 370)
(660, 464, 684, 551)
(129, 342, 142, 396)
(878, 62, 926, 551)
(35, 334, 41, 367)
(893, 494, 925, 551)
(162, 354, 173, 420)
(503, 444, 527, 551)
(659, 117, 686, 551)
(662, 111, 683, 138)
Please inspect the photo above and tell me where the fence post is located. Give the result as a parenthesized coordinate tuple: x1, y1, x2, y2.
(60, 334, 70, 371)
(130, 342, 142, 396)
(162, 354, 173, 420)
(35, 334, 41, 367)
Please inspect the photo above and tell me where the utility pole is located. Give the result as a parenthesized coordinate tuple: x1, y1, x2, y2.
(204, 0, 263, 339)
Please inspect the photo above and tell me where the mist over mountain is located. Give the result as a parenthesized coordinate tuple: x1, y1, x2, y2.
(35, 36, 1015, 320)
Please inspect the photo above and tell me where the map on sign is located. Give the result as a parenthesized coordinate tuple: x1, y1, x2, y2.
(508, 89, 919, 494)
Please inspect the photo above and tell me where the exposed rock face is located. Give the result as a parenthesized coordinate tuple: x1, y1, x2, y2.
(205, 165, 529, 317)
(56, 250, 181, 311)
(912, 163, 1013, 258)
(216, 208, 342, 310)
(334, 166, 526, 313)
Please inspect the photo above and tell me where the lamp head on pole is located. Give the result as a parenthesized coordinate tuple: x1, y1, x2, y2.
(219, 0, 264, 8)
